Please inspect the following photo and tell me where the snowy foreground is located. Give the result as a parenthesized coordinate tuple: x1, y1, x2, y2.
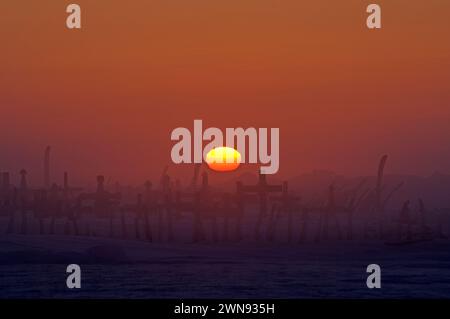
(1, 234, 450, 298)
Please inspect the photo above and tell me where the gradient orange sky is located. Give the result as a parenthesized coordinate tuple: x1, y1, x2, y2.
(1, 1, 450, 185)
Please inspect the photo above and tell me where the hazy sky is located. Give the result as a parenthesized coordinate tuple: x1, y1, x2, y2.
(1, 1, 449, 185)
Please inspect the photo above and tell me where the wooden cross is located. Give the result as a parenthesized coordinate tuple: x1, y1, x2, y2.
(0, 172, 17, 234)
(19, 169, 32, 234)
(0, 172, 14, 217)
(121, 193, 152, 241)
(158, 172, 175, 242)
(236, 170, 283, 240)
(267, 181, 301, 242)
(32, 184, 63, 235)
(77, 175, 121, 237)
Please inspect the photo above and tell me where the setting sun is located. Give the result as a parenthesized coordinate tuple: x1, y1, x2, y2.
(205, 147, 241, 172)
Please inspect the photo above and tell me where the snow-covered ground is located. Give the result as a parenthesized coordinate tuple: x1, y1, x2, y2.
(1, 233, 450, 298)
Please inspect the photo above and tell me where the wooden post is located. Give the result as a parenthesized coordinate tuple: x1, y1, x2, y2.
(77, 175, 121, 238)
(19, 169, 28, 235)
(236, 171, 283, 241)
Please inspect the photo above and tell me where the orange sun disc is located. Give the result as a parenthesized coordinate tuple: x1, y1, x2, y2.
(205, 147, 241, 172)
